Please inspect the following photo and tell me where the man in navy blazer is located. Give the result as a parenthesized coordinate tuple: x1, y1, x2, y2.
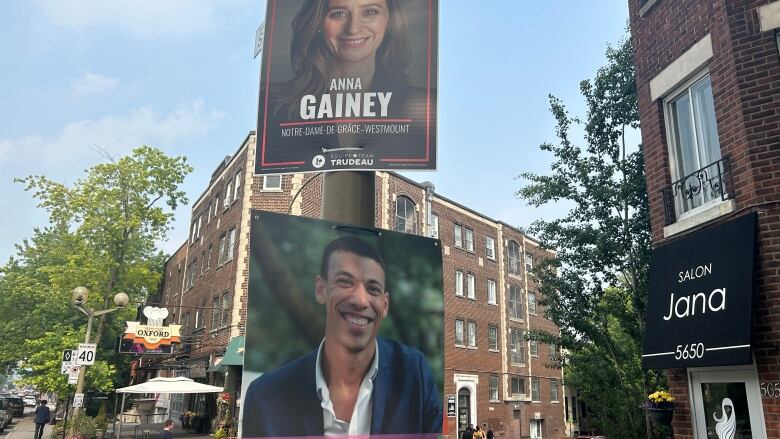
(242, 236, 442, 438)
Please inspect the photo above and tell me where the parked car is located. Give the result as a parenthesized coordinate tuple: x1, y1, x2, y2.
(23, 395, 37, 407)
(0, 399, 10, 431)
(2, 396, 24, 417)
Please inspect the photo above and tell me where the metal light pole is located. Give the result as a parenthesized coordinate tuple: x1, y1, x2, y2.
(71, 287, 129, 412)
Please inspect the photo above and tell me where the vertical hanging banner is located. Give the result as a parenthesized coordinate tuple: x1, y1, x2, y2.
(240, 210, 444, 438)
(255, 0, 439, 174)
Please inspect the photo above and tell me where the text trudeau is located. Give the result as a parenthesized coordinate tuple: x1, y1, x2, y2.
(299, 78, 392, 120)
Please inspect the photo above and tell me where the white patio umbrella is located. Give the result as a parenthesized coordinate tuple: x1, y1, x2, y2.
(114, 377, 224, 438)
(116, 377, 224, 394)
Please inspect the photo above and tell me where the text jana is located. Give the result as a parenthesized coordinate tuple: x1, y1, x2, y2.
(663, 288, 726, 321)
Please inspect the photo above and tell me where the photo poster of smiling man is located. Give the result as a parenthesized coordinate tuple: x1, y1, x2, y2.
(240, 210, 444, 439)
(254, 0, 439, 175)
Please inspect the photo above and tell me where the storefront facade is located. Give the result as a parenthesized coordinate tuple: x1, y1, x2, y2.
(630, 0, 780, 436)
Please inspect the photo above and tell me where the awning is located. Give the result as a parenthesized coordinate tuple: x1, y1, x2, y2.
(220, 336, 245, 366)
(116, 377, 223, 394)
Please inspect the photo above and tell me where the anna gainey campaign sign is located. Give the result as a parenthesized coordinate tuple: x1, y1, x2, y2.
(642, 213, 756, 369)
(255, 0, 439, 175)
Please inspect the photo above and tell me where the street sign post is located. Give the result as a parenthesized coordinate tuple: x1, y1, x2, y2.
(76, 343, 96, 366)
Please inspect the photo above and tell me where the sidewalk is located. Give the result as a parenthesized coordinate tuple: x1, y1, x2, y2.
(4, 414, 53, 439)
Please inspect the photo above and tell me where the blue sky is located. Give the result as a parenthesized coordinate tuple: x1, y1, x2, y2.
(0, 1, 631, 261)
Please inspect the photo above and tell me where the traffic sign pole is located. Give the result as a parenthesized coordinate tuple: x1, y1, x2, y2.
(73, 311, 93, 412)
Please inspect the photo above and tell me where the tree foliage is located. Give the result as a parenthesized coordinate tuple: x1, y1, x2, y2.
(0, 146, 192, 397)
(517, 37, 661, 438)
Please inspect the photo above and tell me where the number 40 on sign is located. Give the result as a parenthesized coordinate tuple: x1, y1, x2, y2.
(76, 343, 96, 365)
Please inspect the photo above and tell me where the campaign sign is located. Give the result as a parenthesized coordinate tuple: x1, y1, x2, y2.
(642, 213, 756, 369)
(240, 210, 444, 438)
(255, 0, 439, 174)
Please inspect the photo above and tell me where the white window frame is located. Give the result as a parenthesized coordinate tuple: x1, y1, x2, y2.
(531, 377, 541, 402)
(525, 252, 534, 271)
(550, 380, 559, 403)
(394, 196, 418, 234)
(510, 329, 524, 364)
(509, 286, 523, 319)
(508, 241, 521, 275)
(511, 376, 525, 397)
(455, 319, 465, 346)
(530, 419, 543, 439)
(487, 279, 497, 305)
(464, 227, 474, 252)
(528, 292, 537, 315)
(488, 325, 498, 351)
(466, 273, 475, 299)
(233, 172, 241, 202)
(530, 339, 538, 357)
(221, 293, 230, 328)
(485, 236, 495, 260)
(263, 175, 282, 191)
(467, 321, 476, 347)
(489, 375, 499, 401)
(663, 71, 724, 220)
(225, 228, 236, 262)
(454, 224, 463, 248)
(455, 270, 464, 296)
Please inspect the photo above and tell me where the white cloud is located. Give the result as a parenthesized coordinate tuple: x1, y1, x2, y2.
(32, 0, 252, 39)
(71, 71, 119, 96)
(0, 99, 224, 167)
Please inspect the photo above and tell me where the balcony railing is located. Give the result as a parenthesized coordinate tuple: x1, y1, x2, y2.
(661, 156, 734, 226)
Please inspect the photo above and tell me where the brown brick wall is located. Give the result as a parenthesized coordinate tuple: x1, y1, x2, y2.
(631, 0, 780, 436)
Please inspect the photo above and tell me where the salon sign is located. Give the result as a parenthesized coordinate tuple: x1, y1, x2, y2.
(124, 306, 182, 349)
(642, 213, 756, 369)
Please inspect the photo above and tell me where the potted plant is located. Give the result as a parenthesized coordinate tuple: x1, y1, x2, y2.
(94, 404, 108, 439)
(645, 390, 675, 426)
(67, 412, 96, 439)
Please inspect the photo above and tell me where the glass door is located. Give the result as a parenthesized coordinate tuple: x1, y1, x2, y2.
(690, 367, 766, 438)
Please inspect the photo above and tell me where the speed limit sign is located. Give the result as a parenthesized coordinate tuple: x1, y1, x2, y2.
(76, 343, 96, 365)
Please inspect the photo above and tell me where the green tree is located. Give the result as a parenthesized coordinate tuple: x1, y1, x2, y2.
(0, 146, 191, 397)
(517, 37, 661, 438)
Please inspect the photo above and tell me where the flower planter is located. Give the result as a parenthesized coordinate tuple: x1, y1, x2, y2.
(648, 408, 674, 426)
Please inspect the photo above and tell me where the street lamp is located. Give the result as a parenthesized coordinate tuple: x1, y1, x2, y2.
(71, 287, 129, 411)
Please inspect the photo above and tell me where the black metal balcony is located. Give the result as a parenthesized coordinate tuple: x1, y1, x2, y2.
(660, 156, 734, 226)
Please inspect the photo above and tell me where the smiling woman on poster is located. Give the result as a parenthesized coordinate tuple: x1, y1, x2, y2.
(260, 0, 434, 171)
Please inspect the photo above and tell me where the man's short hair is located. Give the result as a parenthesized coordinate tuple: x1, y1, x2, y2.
(164, 420, 174, 427)
(320, 236, 386, 281)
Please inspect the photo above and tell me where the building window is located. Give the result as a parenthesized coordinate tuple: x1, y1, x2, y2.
(525, 252, 534, 271)
(530, 420, 543, 439)
(485, 236, 495, 260)
(467, 321, 476, 347)
(551, 380, 559, 403)
(233, 172, 241, 202)
(531, 378, 541, 402)
(195, 308, 203, 330)
(507, 241, 521, 275)
(227, 228, 236, 262)
(488, 325, 498, 350)
(487, 279, 497, 305)
(394, 196, 418, 234)
(429, 214, 439, 239)
(217, 234, 227, 265)
(530, 339, 538, 356)
(528, 292, 537, 315)
(206, 244, 212, 271)
(224, 182, 232, 208)
(665, 73, 722, 215)
(549, 342, 559, 361)
(191, 215, 202, 244)
(511, 376, 525, 396)
(455, 271, 464, 296)
(509, 285, 523, 319)
(222, 293, 230, 328)
(211, 296, 221, 331)
(200, 251, 205, 275)
(467, 273, 475, 299)
(455, 319, 465, 346)
(263, 175, 282, 190)
(489, 375, 499, 401)
(464, 227, 474, 252)
(510, 329, 524, 364)
(212, 193, 220, 219)
(454, 224, 463, 248)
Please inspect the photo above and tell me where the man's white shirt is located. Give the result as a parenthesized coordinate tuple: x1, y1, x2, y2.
(315, 339, 379, 436)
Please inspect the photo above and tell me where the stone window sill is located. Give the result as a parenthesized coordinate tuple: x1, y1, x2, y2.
(663, 199, 735, 238)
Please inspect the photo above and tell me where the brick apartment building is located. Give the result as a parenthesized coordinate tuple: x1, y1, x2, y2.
(631, 0, 780, 436)
(144, 132, 569, 438)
